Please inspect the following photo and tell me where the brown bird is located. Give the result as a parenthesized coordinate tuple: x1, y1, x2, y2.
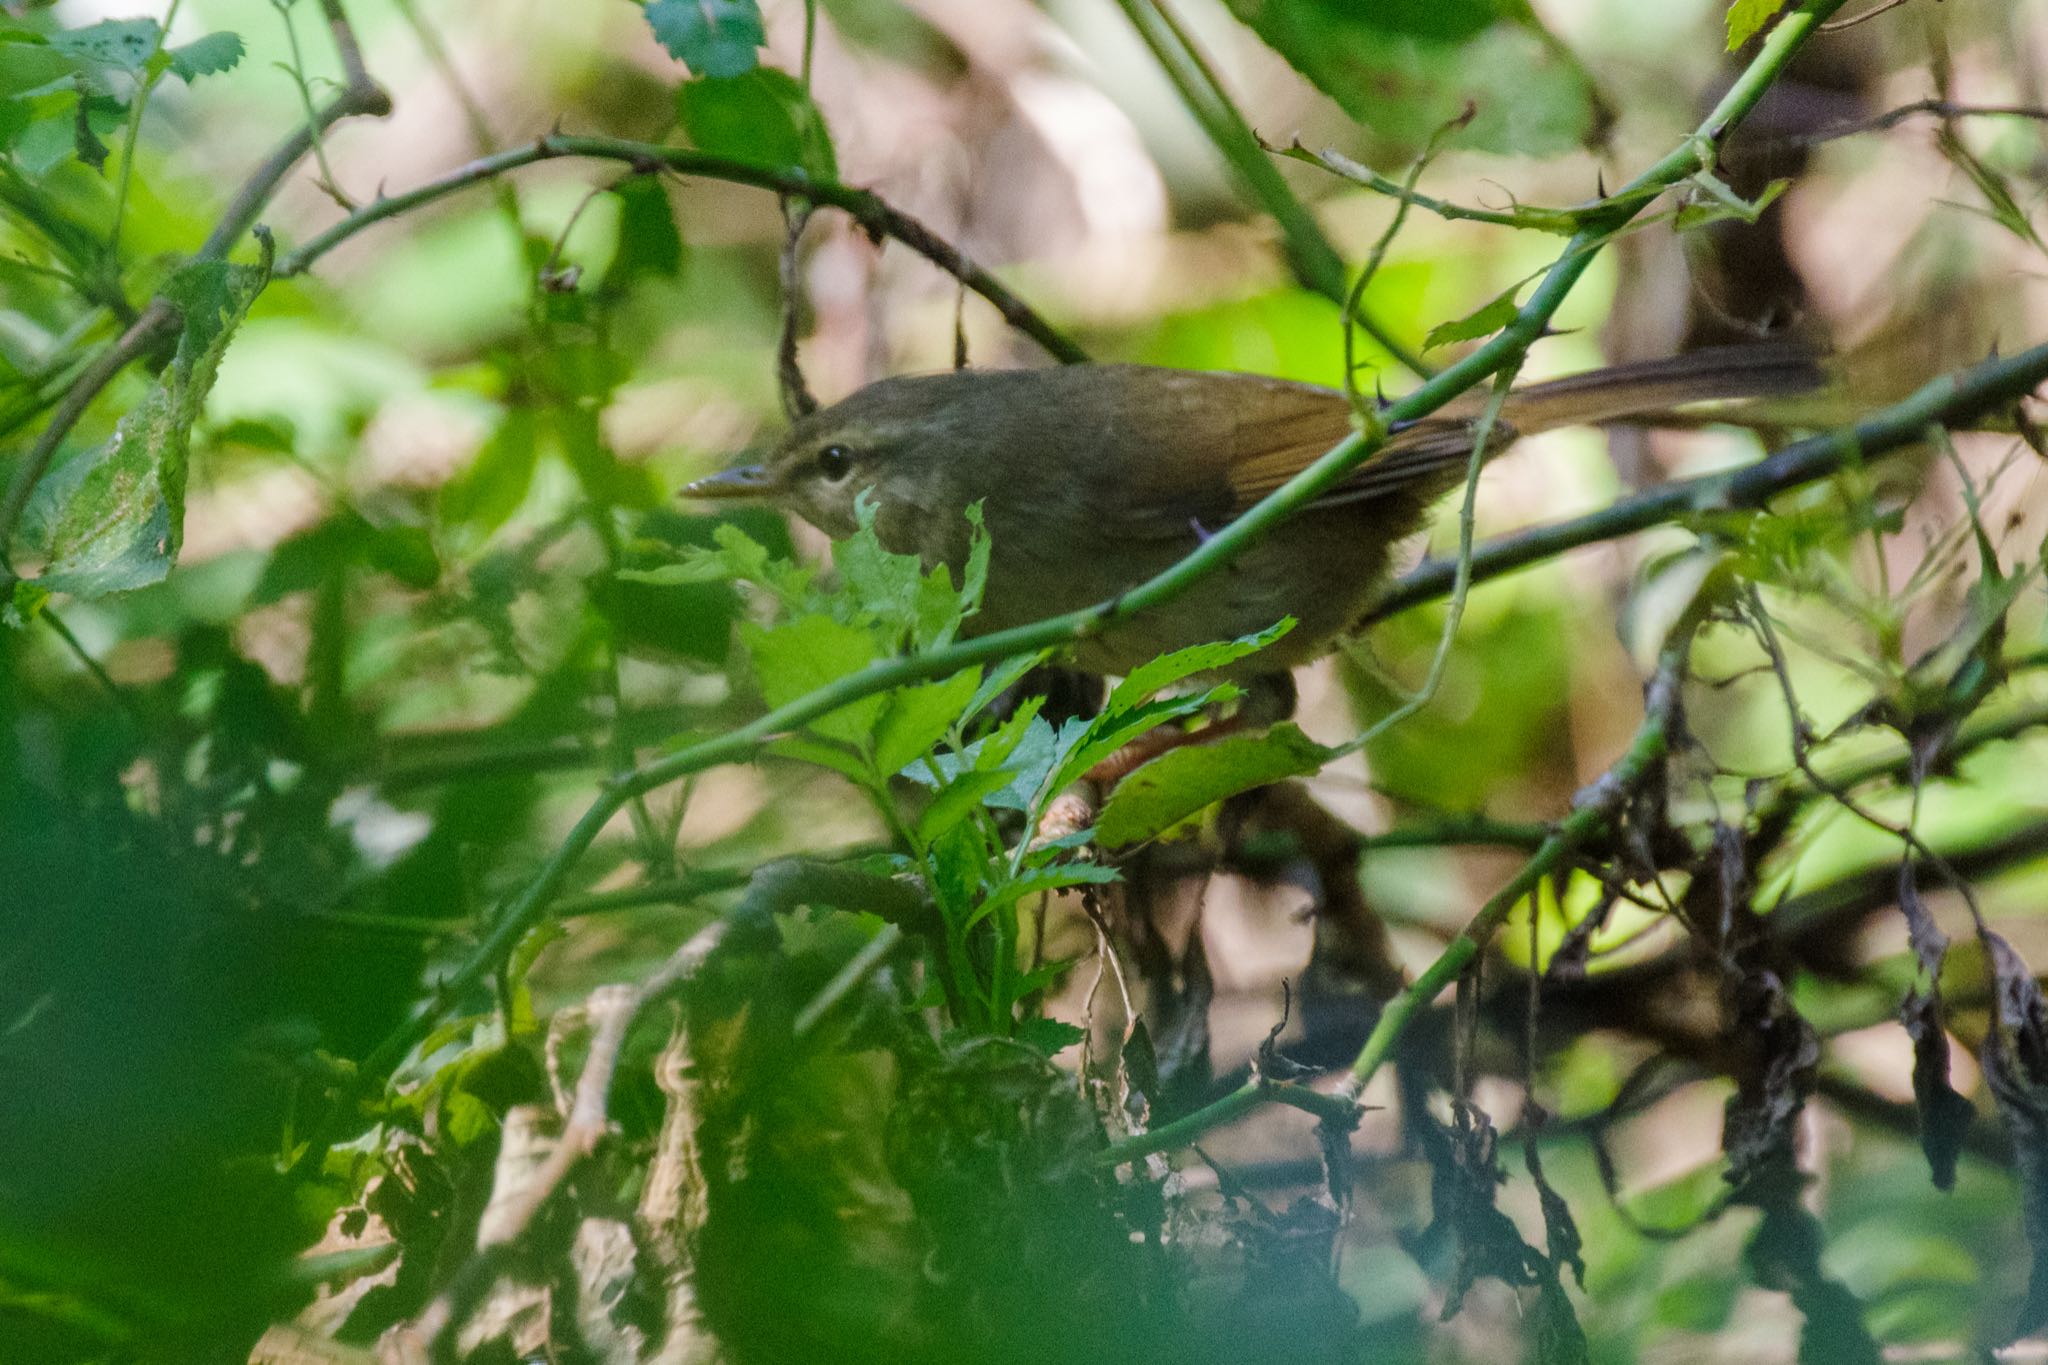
(687, 347, 1821, 678)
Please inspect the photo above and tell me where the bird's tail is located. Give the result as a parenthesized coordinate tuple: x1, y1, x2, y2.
(1499, 340, 1827, 434)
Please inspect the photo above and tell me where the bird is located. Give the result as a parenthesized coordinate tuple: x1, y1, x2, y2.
(686, 346, 1822, 679)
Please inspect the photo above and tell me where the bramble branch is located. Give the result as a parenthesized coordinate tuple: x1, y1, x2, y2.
(338, 0, 1859, 1116)
(272, 135, 1088, 365)
(1100, 626, 1695, 1167)
(1367, 340, 2048, 622)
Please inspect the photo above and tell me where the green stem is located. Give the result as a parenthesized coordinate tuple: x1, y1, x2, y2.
(107, 0, 183, 261)
(268, 0, 347, 203)
(1367, 338, 2048, 622)
(344, 0, 1854, 1096)
(1102, 634, 1691, 1168)
(1106, 0, 1432, 379)
(1283, 144, 1583, 234)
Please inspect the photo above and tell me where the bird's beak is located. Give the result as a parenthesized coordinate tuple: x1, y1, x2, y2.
(684, 463, 776, 501)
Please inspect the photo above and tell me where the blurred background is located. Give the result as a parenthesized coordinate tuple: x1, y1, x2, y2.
(6, 0, 2048, 1359)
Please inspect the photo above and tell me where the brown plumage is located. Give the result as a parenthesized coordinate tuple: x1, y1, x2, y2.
(688, 346, 1822, 676)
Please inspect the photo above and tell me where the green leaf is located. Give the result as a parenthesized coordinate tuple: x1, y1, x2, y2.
(440, 408, 538, 534)
(441, 1089, 497, 1147)
(764, 733, 872, 785)
(165, 31, 243, 82)
(965, 861, 1120, 930)
(71, 83, 107, 170)
(1218, 2, 1595, 156)
(1012, 1016, 1086, 1058)
(47, 18, 160, 74)
(1424, 285, 1521, 351)
(4, 579, 49, 629)
(606, 176, 684, 291)
(1725, 0, 1789, 50)
(644, 0, 764, 79)
(1097, 722, 1336, 847)
(12, 89, 82, 173)
(1048, 689, 1236, 799)
(873, 667, 981, 775)
(961, 647, 1049, 723)
(900, 702, 1058, 814)
(741, 613, 885, 748)
(916, 766, 1017, 844)
(1108, 619, 1292, 710)
(672, 520, 815, 604)
(676, 66, 836, 179)
(367, 524, 439, 589)
(34, 257, 266, 598)
(0, 42, 74, 98)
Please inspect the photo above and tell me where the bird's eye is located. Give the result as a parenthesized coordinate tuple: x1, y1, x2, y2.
(815, 445, 854, 482)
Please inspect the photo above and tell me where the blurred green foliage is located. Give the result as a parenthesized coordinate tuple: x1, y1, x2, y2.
(0, 0, 2046, 1361)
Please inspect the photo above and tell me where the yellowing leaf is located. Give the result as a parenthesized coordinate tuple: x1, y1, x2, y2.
(1725, 0, 1789, 50)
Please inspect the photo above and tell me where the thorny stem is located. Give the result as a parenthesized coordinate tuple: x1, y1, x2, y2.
(1287, 143, 1584, 235)
(1367, 339, 2048, 622)
(274, 135, 1088, 364)
(342, 0, 1865, 1124)
(1335, 365, 1518, 756)
(1100, 632, 1695, 1168)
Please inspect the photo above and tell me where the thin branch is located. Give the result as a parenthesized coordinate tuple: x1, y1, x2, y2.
(410, 919, 728, 1353)
(274, 135, 1087, 364)
(1285, 141, 1584, 235)
(337, 0, 1853, 1117)
(1775, 98, 2048, 148)
(1107, 0, 1432, 379)
(1366, 340, 2048, 622)
(0, 3, 388, 561)
(1102, 626, 1697, 1167)
(1818, 0, 1917, 30)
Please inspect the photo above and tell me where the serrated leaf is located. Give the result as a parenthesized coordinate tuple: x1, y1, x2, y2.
(644, 0, 764, 79)
(1012, 1016, 1086, 1058)
(1097, 722, 1336, 847)
(741, 613, 884, 748)
(1109, 619, 1292, 710)
(965, 861, 1120, 930)
(676, 66, 836, 179)
(1725, 0, 1788, 50)
(873, 667, 981, 775)
(1048, 688, 1237, 799)
(47, 18, 160, 74)
(166, 31, 242, 81)
(961, 647, 1050, 722)
(916, 766, 1017, 844)
(34, 258, 266, 597)
(1424, 285, 1521, 351)
(1219, 2, 1594, 156)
